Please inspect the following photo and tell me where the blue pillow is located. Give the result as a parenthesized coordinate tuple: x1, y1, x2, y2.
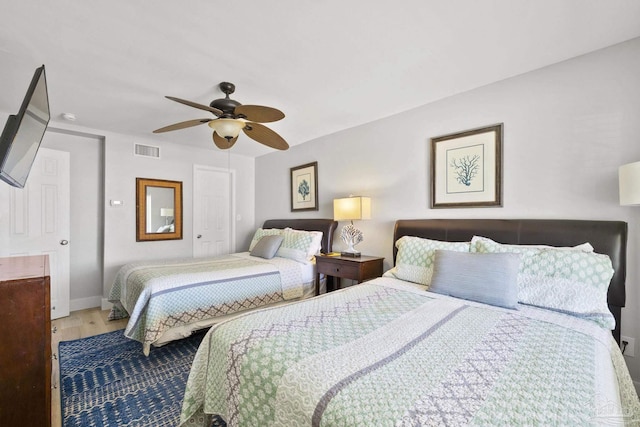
(250, 235, 284, 259)
(429, 250, 521, 309)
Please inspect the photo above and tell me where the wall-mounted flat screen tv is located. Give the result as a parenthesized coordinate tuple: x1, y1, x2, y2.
(0, 65, 50, 188)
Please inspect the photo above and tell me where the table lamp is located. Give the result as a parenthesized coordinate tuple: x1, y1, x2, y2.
(160, 208, 174, 225)
(333, 196, 371, 257)
(619, 161, 640, 206)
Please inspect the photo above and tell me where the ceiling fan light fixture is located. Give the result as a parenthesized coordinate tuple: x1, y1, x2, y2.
(159, 83, 288, 150)
(208, 118, 245, 140)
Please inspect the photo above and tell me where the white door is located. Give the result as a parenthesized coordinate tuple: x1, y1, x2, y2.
(193, 165, 235, 257)
(0, 147, 70, 319)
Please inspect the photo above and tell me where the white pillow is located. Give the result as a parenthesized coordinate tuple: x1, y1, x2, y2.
(287, 228, 323, 258)
(391, 236, 470, 286)
(470, 235, 615, 329)
(275, 228, 323, 262)
(470, 235, 594, 253)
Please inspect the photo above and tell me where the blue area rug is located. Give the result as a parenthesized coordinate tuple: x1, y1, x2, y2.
(59, 329, 226, 427)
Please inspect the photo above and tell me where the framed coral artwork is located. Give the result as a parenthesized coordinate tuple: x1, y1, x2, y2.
(430, 123, 503, 208)
(290, 161, 318, 211)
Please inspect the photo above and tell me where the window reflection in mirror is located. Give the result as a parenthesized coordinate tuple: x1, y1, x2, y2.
(146, 186, 174, 233)
(136, 178, 183, 241)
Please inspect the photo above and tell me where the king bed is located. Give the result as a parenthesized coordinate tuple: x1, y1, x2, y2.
(391, 219, 628, 344)
(108, 218, 337, 355)
(180, 218, 640, 426)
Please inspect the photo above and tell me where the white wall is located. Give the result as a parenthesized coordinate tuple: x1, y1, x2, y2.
(0, 115, 256, 309)
(100, 129, 256, 302)
(256, 38, 640, 384)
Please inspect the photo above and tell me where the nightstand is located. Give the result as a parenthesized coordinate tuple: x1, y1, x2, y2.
(315, 254, 384, 295)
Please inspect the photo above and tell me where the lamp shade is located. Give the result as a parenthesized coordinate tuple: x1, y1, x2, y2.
(619, 161, 640, 206)
(160, 208, 174, 217)
(333, 196, 371, 221)
(208, 119, 246, 139)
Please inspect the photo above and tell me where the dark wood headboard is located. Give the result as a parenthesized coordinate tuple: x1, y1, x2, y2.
(393, 219, 628, 344)
(262, 219, 338, 254)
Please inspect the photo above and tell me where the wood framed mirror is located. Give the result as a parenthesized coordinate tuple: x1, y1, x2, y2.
(136, 178, 183, 241)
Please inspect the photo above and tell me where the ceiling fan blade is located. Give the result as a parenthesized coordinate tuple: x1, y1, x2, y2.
(212, 131, 237, 150)
(243, 122, 289, 150)
(165, 96, 223, 116)
(153, 118, 212, 133)
(234, 105, 285, 123)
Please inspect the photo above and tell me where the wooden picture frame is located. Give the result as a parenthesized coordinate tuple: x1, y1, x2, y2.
(290, 162, 318, 211)
(430, 123, 503, 208)
(136, 178, 183, 241)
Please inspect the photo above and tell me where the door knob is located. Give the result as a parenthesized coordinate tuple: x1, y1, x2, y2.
(197, 234, 202, 239)
(60, 240, 69, 245)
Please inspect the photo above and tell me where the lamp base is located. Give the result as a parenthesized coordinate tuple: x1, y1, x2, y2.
(340, 250, 361, 258)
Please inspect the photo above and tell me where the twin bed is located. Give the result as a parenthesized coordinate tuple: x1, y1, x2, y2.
(175, 218, 639, 426)
(108, 219, 338, 355)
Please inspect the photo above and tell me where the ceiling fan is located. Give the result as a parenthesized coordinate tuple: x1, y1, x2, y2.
(153, 82, 289, 151)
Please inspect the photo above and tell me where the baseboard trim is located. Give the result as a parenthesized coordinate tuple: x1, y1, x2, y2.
(101, 298, 113, 311)
(69, 296, 103, 312)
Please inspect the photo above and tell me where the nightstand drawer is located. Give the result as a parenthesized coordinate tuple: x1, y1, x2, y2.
(315, 255, 385, 295)
(317, 262, 359, 278)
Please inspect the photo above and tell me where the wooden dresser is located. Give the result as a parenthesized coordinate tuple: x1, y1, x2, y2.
(0, 255, 51, 426)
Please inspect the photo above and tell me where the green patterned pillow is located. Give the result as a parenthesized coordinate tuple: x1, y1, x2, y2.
(471, 236, 615, 329)
(249, 228, 284, 251)
(275, 228, 323, 263)
(392, 236, 470, 286)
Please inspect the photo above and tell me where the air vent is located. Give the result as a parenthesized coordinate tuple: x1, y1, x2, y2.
(134, 143, 160, 158)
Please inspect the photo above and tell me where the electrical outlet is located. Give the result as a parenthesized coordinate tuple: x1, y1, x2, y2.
(621, 336, 635, 357)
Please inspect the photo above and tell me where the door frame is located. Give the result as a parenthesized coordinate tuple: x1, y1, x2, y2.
(42, 128, 105, 313)
(192, 164, 236, 256)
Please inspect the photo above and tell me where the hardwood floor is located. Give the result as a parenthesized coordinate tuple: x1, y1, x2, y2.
(51, 307, 128, 427)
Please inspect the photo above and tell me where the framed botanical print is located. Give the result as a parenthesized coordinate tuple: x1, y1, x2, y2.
(431, 123, 503, 208)
(290, 161, 318, 211)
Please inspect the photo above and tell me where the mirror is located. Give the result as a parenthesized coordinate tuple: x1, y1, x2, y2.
(136, 178, 183, 241)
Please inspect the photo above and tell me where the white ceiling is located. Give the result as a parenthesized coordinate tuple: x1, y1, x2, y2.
(1, 1, 639, 157)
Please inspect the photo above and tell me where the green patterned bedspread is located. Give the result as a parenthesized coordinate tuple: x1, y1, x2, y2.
(180, 277, 640, 427)
(108, 253, 306, 350)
